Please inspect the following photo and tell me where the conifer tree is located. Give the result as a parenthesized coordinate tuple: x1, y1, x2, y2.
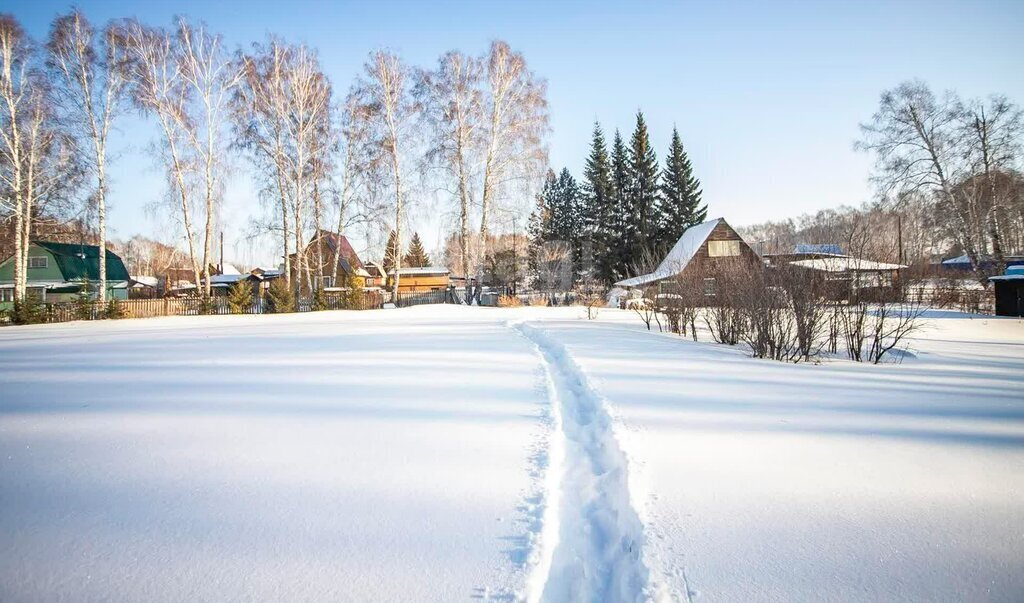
(404, 232, 430, 267)
(627, 111, 660, 261)
(227, 279, 253, 314)
(582, 122, 615, 282)
(527, 170, 556, 281)
(658, 127, 706, 248)
(609, 129, 631, 281)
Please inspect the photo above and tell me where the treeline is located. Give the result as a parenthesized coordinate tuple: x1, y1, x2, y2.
(528, 113, 707, 286)
(0, 9, 549, 304)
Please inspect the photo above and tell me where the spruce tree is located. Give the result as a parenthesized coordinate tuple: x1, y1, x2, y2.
(582, 122, 615, 283)
(627, 111, 660, 265)
(658, 127, 706, 249)
(526, 170, 556, 285)
(404, 232, 430, 267)
(609, 130, 631, 281)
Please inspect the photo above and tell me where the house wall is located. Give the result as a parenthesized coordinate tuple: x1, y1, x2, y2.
(394, 275, 449, 292)
(673, 221, 761, 297)
(0, 245, 63, 283)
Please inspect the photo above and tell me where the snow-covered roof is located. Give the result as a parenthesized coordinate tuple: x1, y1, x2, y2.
(794, 243, 843, 255)
(615, 218, 724, 287)
(220, 264, 242, 276)
(990, 266, 1024, 281)
(790, 257, 906, 272)
(396, 266, 449, 276)
(130, 275, 159, 288)
(210, 274, 248, 285)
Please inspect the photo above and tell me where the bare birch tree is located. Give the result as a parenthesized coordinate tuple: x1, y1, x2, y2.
(417, 51, 483, 285)
(233, 38, 293, 285)
(352, 50, 417, 295)
(123, 21, 202, 292)
(956, 95, 1023, 274)
(0, 16, 76, 305)
(0, 15, 32, 302)
(175, 19, 241, 297)
(478, 41, 548, 280)
(46, 10, 128, 302)
(858, 81, 982, 277)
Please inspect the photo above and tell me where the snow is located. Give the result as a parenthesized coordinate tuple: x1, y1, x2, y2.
(1, 306, 1022, 601)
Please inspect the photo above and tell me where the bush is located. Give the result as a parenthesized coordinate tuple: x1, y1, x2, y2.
(496, 294, 522, 307)
(74, 291, 94, 321)
(227, 280, 252, 314)
(265, 278, 295, 313)
(12, 296, 46, 325)
(311, 286, 327, 311)
(343, 272, 365, 310)
(104, 299, 126, 319)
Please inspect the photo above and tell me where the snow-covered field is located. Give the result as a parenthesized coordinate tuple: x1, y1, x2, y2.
(1, 306, 1022, 601)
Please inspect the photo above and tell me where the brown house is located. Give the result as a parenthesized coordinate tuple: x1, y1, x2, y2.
(615, 218, 760, 298)
(289, 230, 369, 292)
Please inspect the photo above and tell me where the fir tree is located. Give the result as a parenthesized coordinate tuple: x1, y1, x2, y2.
(582, 122, 616, 283)
(227, 279, 253, 314)
(527, 170, 556, 283)
(609, 129, 631, 281)
(627, 111, 660, 264)
(403, 232, 431, 267)
(265, 277, 295, 313)
(658, 127, 706, 248)
(546, 168, 583, 279)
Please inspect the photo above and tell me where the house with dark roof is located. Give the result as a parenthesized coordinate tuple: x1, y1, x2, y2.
(288, 230, 371, 292)
(0, 241, 130, 308)
(614, 218, 760, 299)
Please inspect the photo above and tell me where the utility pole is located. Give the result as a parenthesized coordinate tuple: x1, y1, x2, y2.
(219, 231, 225, 275)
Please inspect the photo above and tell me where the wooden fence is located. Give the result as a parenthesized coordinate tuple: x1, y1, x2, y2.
(4, 291, 386, 326)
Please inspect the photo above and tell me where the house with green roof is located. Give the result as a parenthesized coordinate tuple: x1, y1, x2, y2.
(0, 241, 130, 309)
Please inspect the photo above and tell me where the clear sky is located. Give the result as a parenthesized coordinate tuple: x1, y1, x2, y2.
(7, 0, 1024, 266)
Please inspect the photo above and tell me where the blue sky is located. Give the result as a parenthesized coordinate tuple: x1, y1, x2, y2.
(7, 0, 1024, 265)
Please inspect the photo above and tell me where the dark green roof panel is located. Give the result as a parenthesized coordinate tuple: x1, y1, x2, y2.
(32, 241, 130, 282)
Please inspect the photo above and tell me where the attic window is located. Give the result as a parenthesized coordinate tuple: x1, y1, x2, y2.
(708, 240, 740, 257)
(28, 256, 48, 269)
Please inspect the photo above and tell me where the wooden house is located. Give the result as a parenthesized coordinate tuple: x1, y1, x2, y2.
(0, 241, 130, 309)
(391, 267, 450, 293)
(615, 218, 760, 299)
(289, 230, 370, 292)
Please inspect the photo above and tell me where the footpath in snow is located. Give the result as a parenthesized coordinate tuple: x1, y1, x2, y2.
(514, 321, 649, 603)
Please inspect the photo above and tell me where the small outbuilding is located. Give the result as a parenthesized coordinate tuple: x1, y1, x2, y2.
(990, 266, 1024, 317)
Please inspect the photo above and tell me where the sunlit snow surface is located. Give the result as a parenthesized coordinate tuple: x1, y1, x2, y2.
(1, 306, 1022, 601)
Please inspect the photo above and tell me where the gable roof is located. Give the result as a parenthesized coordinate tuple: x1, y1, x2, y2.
(32, 241, 130, 282)
(615, 218, 724, 287)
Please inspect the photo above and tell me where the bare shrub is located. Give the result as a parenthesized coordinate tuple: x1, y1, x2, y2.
(496, 294, 522, 307)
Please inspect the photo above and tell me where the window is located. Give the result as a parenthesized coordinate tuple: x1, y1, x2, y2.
(707, 240, 740, 257)
(28, 256, 48, 269)
(0, 289, 12, 302)
(703, 277, 716, 297)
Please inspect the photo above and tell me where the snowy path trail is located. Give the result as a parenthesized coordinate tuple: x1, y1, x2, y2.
(514, 322, 649, 603)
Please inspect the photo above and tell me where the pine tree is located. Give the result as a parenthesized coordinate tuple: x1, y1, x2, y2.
(382, 229, 400, 273)
(609, 129, 631, 281)
(404, 232, 430, 267)
(265, 277, 295, 313)
(582, 122, 616, 283)
(227, 279, 253, 314)
(546, 168, 583, 280)
(627, 111, 660, 265)
(658, 127, 706, 249)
